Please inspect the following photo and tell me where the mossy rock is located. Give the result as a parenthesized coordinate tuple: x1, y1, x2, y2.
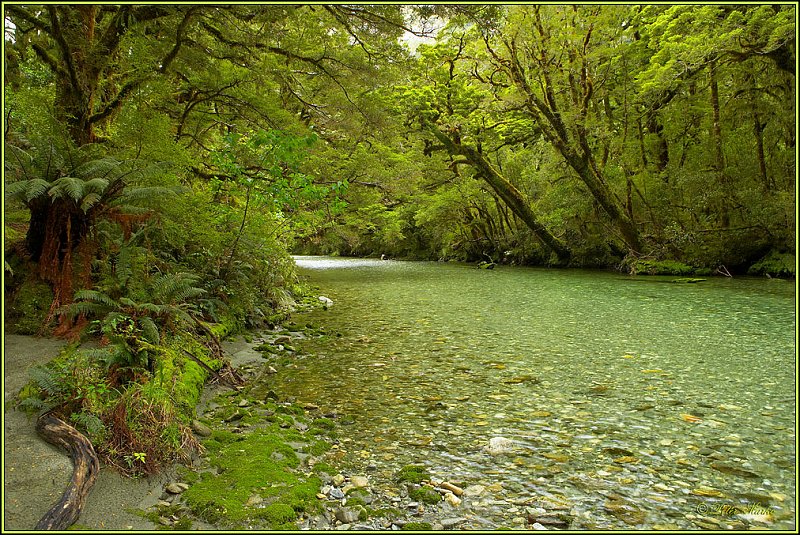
(670, 278, 706, 283)
(408, 485, 441, 505)
(402, 521, 433, 530)
(395, 464, 431, 484)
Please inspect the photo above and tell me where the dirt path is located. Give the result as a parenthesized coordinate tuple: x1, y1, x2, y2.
(2, 335, 167, 531)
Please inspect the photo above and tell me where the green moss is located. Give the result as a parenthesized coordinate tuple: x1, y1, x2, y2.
(631, 259, 695, 276)
(395, 464, 431, 484)
(6, 277, 53, 334)
(253, 503, 296, 526)
(408, 485, 441, 505)
(182, 426, 319, 528)
(748, 250, 796, 278)
(402, 521, 433, 530)
(311, 462, 336, 475)
(304, 439, 332, 456)
(311, 417, 336, 430)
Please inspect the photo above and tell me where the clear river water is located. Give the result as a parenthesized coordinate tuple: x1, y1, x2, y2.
(271, 256, 796, 529)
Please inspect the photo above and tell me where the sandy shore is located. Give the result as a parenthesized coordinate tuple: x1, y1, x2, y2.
(2, 335, 167, 531)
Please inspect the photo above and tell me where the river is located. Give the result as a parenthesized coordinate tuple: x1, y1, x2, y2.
(269, 256, 796, 529)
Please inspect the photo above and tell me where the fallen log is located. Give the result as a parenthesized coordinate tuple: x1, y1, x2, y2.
(34, 412, 100, 530)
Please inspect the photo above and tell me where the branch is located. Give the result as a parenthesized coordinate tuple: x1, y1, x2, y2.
(47, 6, 80, 92)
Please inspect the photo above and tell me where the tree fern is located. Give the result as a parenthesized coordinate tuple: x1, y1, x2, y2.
(48, 176, 85, 202)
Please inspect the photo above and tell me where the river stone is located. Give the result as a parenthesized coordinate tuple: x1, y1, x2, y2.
(486, 437, 515, 455)
(604, 499, 646, 525)
(463, 484, 486, 496)
(439, 482, 464, 496)
(329, 487, 345, 500)
(332, 474, 346, 486)
(445, 492, 462, 507)
(441, 517, 467, 529)
(351, 475, 369, 488)
(191, 419, 212, 437)
(335, 508, 360, 523)
(238, 399, 250, 407)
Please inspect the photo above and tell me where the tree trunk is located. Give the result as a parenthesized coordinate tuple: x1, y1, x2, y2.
(35, 413, 100, 530)
(709, 58, 729, 228)
(427, 125, 571, 264)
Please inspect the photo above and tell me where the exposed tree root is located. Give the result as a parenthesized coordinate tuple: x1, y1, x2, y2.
(34, 413, 99, 530)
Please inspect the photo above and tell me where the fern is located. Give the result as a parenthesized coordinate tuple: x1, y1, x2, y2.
(70, 411, 107, 438)
(48, 176, 85, 201)
(138, 316, 160, 345)
(28, 365, 67, 398)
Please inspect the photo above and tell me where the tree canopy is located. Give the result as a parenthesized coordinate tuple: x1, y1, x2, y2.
(4, 4, 796, 326)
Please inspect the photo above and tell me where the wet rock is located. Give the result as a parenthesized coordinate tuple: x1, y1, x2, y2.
(274, 336, 292, 345)
(531, 515, 569, 528)
(604, 498, 646, 525)
(531, 522, 549, 530)
(485, 437, 515, 455)
(463, 484, 486, 497)
(319, 296, 334, 307)
(710, 462, 761, 479)
(191, 419, 212, 437)
(441, 517, 467, 529)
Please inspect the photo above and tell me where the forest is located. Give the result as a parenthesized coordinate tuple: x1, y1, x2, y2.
(2, 3, 796, 531)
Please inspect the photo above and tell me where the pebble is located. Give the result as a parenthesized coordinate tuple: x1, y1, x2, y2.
(238, 399, 250, 407)
(332, 474, 346, 486)
(329, 487, 345, 500)
(531, 522, 549, 530)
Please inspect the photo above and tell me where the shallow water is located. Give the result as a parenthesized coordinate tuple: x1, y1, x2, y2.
(273, 256, 796, 529)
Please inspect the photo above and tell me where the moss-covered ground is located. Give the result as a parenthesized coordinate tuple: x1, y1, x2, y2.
(179, 384, 337, 529)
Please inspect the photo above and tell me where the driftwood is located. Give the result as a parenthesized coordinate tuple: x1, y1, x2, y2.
(35, 413, 100, 530)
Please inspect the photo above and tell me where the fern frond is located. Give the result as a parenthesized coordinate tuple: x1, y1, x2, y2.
(74, 158, 120, 180)
(48, 176, 84, 202)
(70, 411, 106, 437)
(61, 300, 111, 319)
(73, 289, 118, 308)
(136, 302, 164, 315)
(80, 192, 102, 212)
(28, 366, 66, 397)
(138, 316, 161, 345)
(116, 186, 178, 205)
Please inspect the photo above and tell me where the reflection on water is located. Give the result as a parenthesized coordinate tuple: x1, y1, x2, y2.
(272, 256, 796, 529)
